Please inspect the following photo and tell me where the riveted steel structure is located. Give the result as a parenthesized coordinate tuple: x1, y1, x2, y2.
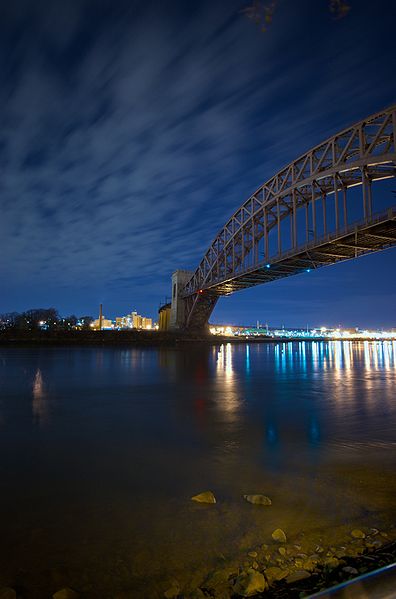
(178, 104, 396, 330)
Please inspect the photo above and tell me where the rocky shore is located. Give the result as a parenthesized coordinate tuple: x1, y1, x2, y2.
(0, 525, 395, 598)
(161, 526, 396, 599)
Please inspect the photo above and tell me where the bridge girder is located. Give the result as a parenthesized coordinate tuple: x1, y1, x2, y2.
(180, 104, 396, 330)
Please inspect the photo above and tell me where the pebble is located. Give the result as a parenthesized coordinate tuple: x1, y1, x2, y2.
(278, 547, 286, 556)
(264, 566, 289, 583)
(0, 589, 16, 599)
(187, 590, 206, 599)
(286, 571, 311, 584)
(191, 491, 216, 504)
(233, 569, 267, 597)
(342, 566, 358, 576)
(272, 528, 287, 543)
(164, 584, 180, 599)
(53, 589, 79, 599)
(324, 557, 340, 569)
(204, 568, 233, 589)
(243, 494, 272, 506)
(247, 551, 258, 558)
(351, 529, 365, 539)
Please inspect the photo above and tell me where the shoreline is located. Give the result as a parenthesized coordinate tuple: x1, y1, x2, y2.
(161, 524, 396, 599)
(0, 330, 395, 347)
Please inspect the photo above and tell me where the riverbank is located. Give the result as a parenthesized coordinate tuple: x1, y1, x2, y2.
(1, 329, 395, 347)
(1, 524, 395, 598)
(160, 523, 396, 599)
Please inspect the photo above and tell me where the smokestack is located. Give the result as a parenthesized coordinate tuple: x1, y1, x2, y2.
(99, 303, 103, 330)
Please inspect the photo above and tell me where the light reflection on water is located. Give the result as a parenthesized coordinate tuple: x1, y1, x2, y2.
(0, 341, 395, 597)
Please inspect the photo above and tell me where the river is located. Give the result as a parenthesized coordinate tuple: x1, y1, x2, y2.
(0, 341, 395, 597)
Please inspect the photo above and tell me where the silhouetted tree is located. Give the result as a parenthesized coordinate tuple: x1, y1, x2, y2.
(79, 316, 94, 330)
(0, 312, 19, 329)
(14, 308, 60, 330)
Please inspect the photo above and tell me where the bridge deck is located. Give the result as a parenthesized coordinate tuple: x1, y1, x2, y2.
(201, 207, 396, 295)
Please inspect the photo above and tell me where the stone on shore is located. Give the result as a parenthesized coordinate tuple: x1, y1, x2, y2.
(187, 590, 206, 599)
(164, 583, 180, 599)
(191, 491, 216, 504)
(0, 589, 17, 599)
(203, 568, 234, 589)
(233, 569, 267, 597)
(272, 528, 287, 543)
(351, 529, 365, 539)
(343, 566, 359, 576)
(286, 570, 311, 584)
(243, 494, 272, 506)
(264, 566, 289, 583)
(52, 589, 79, 599)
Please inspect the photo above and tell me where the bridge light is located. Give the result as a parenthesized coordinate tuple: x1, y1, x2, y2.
(266, 263, 271, 268)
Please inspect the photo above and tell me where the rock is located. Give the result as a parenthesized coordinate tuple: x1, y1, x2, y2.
(233, 569, 267, 597)
(187, 590, 206, 599)
(191, 491, 216, 504)
(272, 529, 287, 543)
(252, 561, 259, 570)
(342, 566, 358, 576)
(247, 551, 258, 558)
(278, 547, 286, 556)
(324, 557, 340, 570)
(370, 528, 379, 536)
(0, 589, 17, 599)
(204, 568, 234, 589)
(53, 589, 79, 599)
(286, 571, 311, 584)
(302, 558, 317, 571)
(351, 529, 365, 539)
(164, 584, 180, 599)
(264, 567, 289, 583)
(243, 494, 272, 506)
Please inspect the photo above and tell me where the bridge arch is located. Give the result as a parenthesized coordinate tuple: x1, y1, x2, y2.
(172, 104, 396, 330)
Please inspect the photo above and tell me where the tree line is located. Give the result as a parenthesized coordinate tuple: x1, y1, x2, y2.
(0, 308, 94, 331)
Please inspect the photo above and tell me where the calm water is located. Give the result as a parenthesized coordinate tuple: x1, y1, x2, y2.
(0, 341, 395, 597)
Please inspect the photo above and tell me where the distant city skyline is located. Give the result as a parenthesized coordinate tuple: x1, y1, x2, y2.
(1, 0, 395, 326)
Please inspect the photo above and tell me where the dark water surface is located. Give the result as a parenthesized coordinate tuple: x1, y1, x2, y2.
(0, 341, 395, 597)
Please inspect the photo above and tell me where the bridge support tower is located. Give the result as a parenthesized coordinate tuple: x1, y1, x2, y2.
(169, 270, 194, 330)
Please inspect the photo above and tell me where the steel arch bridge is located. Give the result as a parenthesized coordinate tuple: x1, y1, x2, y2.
(170, 104, 396, 330)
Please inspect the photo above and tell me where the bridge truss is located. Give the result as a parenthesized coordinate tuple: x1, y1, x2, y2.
(181, 104, 396, 330)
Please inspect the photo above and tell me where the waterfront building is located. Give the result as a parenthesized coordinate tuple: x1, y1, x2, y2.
(115, 311, 153, 330)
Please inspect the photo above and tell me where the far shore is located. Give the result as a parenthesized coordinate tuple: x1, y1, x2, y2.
(0, 329, 395, 347)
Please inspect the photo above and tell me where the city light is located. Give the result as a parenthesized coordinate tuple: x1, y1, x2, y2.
(209, 324, 396, 340)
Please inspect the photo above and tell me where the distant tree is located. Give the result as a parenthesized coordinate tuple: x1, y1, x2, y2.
(241, 0, 351, 31)
(60, 315, 78, 330)
(14, 308, 60, 330)
(0, 312, 19, 329)
(79, 316, 94, 330)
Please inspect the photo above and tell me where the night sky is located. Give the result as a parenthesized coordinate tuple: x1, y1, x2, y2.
(1, 0, 396, 327)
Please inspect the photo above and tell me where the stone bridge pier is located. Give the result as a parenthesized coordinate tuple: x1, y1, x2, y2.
(169, 269, 193, 330)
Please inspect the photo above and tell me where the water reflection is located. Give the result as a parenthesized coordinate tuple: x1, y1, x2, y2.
(215, 343, 241, 422)
(32, 368, 48, 426)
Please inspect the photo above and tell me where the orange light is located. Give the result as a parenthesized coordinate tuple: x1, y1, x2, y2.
(199, 289, 203, 294)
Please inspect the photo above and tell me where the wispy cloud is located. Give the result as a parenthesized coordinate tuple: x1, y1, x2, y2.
(0, 0, 395, 319)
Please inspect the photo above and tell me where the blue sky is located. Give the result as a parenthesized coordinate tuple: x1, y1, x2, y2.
(0, 0, 395, 326)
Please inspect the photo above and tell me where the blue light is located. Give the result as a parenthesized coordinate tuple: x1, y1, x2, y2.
(306, 268, 311, 273)
(266, 263, 271, 268)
